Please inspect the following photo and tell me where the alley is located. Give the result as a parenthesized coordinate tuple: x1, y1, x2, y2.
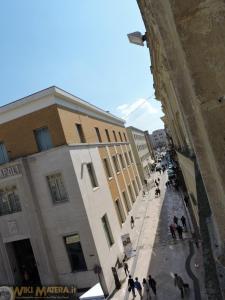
(111, 171, 206, 300)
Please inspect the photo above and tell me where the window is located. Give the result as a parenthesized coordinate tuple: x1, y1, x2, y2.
(76, 124, 86, 143)
(64, 234, 87, 272)
(113, 130, 117, 142)
(105, 129, 111, 142)
(34, 127, 53, 151)
(103, 158, 112, 178)
(119, 132, 123, 142)
(95, 127, 102, 142)
(102, 214, 114, 246)
(47, 173, 68, 203)
(0, 185, 21, 216)
(122, 191, 131, 212)
(119, 154, 125, 169)
(129, 151, 134, 163)
(124, 152, 130, 166)
(112, 156, 120, 173)
(136, 176, 141, 191)
(123, 133, 127, 142)
(128, 184, 135, 203)
(115, 199, 125, 225)
(0, 143, 9, 165)
(132, 180, 138, 196)
(87, 163, 98, 188)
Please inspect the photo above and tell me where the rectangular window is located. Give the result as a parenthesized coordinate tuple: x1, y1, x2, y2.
(115, 199, 125, 225)
(124, 152, 130, 166)
(76, 124, 86, 143)
(103, 158, 112, 178)
(87, 163, 98, 188)
(47, 173, 68, 203)
(119, 154, 125, 169)
(112, 156, 120, 173)
(95, 127, 102, 142)
(34, 127, 53, 151)
(119, 132, 123, 142)
(0, 185, 21, 216)
(129, 151, 134, 163)
(0, 143, 9, 165)
(102, 214, 114, 246)
(128, 184, 135, 203)
(132, 180, 138, 196)
(64, 234, 87, 272)
(123, 133, 127, 142)
(122, 191, 131, 212)
(113, 130, 117, 142)
(105, 129, 111, 142)
(136, 176, 141, 191)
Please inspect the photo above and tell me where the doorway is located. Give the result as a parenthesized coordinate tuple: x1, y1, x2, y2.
(6, 239, 40, 285)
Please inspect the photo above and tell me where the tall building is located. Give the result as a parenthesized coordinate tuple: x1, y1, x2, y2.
(137, 1, 225, 297)
(150, 129, 168, 150)
(144, 130, 155, 160)
(126, 126, 152, 183)
(0, 86, 142, 295)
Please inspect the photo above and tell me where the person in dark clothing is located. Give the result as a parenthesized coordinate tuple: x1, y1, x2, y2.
(130, 216, 135, 229)
(169, 224, 176, 239)
(173, 215, 178, 225)
(181, 216, 187, 230)
(174, 273, 184, 298)
(134, 277, 142, 298)
(128, 275, 136, 297)
(148, 275, 157, 295)
(184, 196, 189, 207)
(123, 259, 129, 276)
(177, 225, 183, 239)
(157, 178, 160, 182)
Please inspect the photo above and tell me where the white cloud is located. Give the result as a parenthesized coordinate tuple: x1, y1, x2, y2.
(117, 98, 158, 120)
(116, 98, 164, 133)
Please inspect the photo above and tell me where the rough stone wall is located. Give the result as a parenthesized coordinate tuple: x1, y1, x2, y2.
(137, 0, 225, 298)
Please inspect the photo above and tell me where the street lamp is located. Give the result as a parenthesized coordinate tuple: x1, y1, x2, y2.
(127, 31, 146, 46)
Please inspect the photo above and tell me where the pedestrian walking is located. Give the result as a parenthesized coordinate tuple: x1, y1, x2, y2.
(134, 277, 143, 298)
(173, 215, 178, 225)
(177, 225, 183, 239)
(169, 224, 176, 239)
(184, 196, 189, 207)
(174, 273, 185, 298)
(157, 178, 160, 182)
(122, 259, 129, 276)
(130, 216, 135, 229)
(181, 216, 187, 230)
(142, 278, 151, 300)
(128, 275, 136, 297)
(148, 275, 157, 295)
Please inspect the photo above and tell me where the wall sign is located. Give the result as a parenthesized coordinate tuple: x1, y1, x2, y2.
(0, 165, 21, 179)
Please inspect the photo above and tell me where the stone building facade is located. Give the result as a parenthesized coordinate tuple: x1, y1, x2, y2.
(137, 0, 225, 298)
(150, 129, 167, 150)
(0, 86, 142, 296)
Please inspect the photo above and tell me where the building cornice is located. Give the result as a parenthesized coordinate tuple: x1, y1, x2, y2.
(0, 86, 125, 127)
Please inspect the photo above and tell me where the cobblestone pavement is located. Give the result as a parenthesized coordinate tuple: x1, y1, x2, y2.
(110, 171, 207, 300)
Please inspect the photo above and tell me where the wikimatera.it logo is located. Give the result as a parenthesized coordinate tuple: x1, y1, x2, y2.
(0, 285, 77, 299)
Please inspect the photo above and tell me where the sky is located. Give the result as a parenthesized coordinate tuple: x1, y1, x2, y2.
(0, 0, 164, 133)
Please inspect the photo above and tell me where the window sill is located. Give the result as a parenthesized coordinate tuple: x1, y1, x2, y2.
(93, 187, 100, 192)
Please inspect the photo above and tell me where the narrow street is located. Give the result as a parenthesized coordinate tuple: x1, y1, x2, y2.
(111, 170, 207, 300)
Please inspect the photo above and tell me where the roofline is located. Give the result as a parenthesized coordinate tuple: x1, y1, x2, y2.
(126, 126, 146, 133)
(0, 86, 125, 125)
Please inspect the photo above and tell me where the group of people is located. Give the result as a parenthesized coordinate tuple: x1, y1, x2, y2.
(127, 272, 189, 299)
(128, 274, 157, 299)
(169, 215, 187, 240)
